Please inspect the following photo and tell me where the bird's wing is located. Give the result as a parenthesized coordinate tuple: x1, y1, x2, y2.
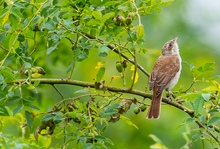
(149, 55, 180, 96)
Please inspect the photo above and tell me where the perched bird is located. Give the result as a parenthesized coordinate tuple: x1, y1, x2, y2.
(146, 37, 181, 119)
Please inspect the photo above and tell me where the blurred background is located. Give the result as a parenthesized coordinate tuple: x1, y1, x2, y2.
(1, 0, 220, 148)
(102, 0, 220, 148)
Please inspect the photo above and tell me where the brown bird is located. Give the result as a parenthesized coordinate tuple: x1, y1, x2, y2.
(146, 37, 181, 119)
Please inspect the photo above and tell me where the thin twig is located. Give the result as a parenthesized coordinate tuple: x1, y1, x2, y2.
(0, 45, 9, 52)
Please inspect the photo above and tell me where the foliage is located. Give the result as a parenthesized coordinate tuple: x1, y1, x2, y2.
(0, 0, 220, 149)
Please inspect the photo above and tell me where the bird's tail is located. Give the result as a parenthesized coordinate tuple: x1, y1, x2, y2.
(146, 90, 162, 119)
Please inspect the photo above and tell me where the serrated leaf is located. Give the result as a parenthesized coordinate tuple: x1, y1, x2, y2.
(193, 96, 204, 116)
(0, 106, 9, 116)
(120, 115, 138, 129)
(207, 116, 220, 126)
(96, 67, 105, 82)
(25, 110, 33, 128)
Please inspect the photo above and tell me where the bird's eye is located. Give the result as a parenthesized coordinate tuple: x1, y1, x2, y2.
(169, 43, 173, 47)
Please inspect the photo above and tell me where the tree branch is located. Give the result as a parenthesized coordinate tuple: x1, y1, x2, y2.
(12, 78, 220, 142)
(13, 78, 192, 114)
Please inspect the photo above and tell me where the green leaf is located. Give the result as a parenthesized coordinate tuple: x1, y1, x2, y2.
(47, 40, 59, 55)
(99, 45, 110, 57)
(1, 69, 15, 82)
(25, 104, 40, 110)
(95, 135, 114, 146)
(42, 114, 54, 122)
(96, 67, 105, 82)
(137, 24, 144, 38)
(92, 10, 102, 20)
(118, 5, 128, 12)
(0, 9, 9, 18)
(25, 110, 33, 128)
(207, 116, 220, 126)
(201, 93, 210, 101)
(149, 134, 163, 144)
(120, 115, 138, 129)
(197, 62, 215, 72)
(73, 89, 89, 94)
(87, 19, 101, 26)
(102, 12, 115, 22)
(63, 18, 75, 29)
(192, 132, 203, 142)
(66, 61, 75, 73)
(11, 7, 23, 19)
(17, 34, 25, 42)
(193, 96, 204, 116)
(0, 32, 6, 43)
(103, 1, 120, 6)
(104, 103, 120, 115)
(0, 106, 9, 116)
(14, 2, 26, 9)
(13, 104, 24, 116)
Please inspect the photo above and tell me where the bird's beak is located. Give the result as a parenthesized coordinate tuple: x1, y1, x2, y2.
(173, 37, 178, 42)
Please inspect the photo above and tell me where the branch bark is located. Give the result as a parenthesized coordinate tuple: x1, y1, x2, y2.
(13, 78, 193, 115)
(12, 78, 220, 143)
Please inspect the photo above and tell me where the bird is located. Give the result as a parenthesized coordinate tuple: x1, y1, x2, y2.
(146, 37, 181, 119)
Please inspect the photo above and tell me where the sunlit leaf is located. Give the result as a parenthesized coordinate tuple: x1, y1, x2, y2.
(193, 96, 204, 116)
(96, 67, 105, 82)
(2, 12, 10, 26)
(92, 10, 102, 20)
(120, 115, 138, 129)
(137, 24, 144, 38)
(11, 7, 23, 19)
(130, 65, 139, 84)
(149, 134, 162, 144)
(102, 12, 115, 22)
